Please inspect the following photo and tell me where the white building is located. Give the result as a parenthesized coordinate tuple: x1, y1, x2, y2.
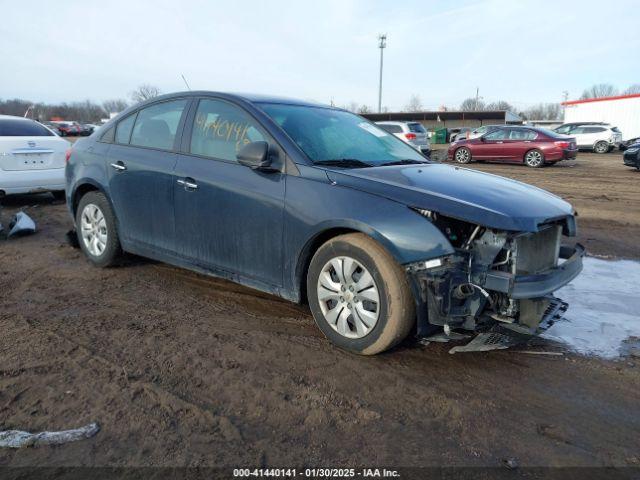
(562, 93, 640, 140)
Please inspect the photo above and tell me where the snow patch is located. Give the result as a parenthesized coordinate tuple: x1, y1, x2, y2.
(544, 257, 640, 359)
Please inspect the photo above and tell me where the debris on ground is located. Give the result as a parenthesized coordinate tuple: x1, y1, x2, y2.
(7, 211, 36, 238)
(502, 457, 518, 469)
(0, 422, 100, 448)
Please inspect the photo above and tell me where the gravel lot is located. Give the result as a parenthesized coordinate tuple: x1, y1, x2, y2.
(1, 149, 639, 469)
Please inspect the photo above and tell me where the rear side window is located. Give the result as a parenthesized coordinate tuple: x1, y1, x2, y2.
(407, 123, 426, 133)
(0, 119, 54, 137)
(115, 114, 136, 144)
(130, 100, 188, 150)
(378, 124, 403, 134)
(100, 126, 115, 143)
(611, 127, 621, 133)
(583, 126, 606, 133)
(189, 98, 266, 162)
(508, 129, 537, 140)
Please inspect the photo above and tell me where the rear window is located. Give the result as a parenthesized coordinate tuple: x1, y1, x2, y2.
(407, 123, 426, 133)
(611, 127, 621, 133)
(0, 119, 54, 137)
(378, 124, 403, 134)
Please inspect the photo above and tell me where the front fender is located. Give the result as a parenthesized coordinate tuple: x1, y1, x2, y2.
(284, 172, 454, 301)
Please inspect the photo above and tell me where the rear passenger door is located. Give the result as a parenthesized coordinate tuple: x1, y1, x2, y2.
(173, 97, 286, 287)
(106, 99, 189, 253)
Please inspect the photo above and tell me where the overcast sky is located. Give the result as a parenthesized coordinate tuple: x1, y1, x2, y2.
(1, 0, 638, 110)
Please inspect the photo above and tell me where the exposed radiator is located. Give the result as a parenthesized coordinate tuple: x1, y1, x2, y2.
(514, 225, 561, 275)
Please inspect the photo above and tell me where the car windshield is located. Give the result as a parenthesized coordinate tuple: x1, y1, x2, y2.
(258, 103, 426, 166)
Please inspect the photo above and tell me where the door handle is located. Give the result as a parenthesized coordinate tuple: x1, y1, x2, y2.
(110, 162, 126, 171)
(524, 140, 532, 143)
(496, 141, 503, 144)
(177, 178, 198, 190)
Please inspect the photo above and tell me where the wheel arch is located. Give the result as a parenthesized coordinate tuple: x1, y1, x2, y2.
(70, 179, 113, 217)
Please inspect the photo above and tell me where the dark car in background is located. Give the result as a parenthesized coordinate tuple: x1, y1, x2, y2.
(448, 125, 577, 167)
(66, 91, 583, 355)
(623, 141, 640, 169)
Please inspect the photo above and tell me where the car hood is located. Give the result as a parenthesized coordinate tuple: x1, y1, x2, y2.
(325, 163, 575, 232)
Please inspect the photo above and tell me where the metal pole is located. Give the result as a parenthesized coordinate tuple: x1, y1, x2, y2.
(378, 34, 386, 113)
(475, 87, 479, 110)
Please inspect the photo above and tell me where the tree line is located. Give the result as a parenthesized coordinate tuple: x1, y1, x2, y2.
(0, 84, 161, 123)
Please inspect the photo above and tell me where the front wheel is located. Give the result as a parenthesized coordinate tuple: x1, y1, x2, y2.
(524, 149, 545, 168)
(307, 233, 415, 355)
(454, 147, 472, 164)
(594, 141, 609, 154)
(76, 191, 122, 267)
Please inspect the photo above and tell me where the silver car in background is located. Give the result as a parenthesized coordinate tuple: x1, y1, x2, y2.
(375, 121, 430, 155)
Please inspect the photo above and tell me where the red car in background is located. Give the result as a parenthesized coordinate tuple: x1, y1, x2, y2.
(448, 126, 577, 167)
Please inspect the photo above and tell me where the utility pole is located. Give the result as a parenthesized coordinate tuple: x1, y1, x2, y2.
(475, 87, 480, 110)
(377, 34, 387, 113)
(562, 90, 569, 119)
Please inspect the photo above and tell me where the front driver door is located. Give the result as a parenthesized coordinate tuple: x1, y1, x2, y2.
(173, 97, 285, 287)
(472, 128, 509, 160)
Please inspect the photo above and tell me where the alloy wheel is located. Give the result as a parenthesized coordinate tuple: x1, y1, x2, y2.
(595, 142, 608, 154)
(455, 148, 470, 163)
(316, 256, 380, 339)
(80, 203, 108, 257)
(525, 150, 543, 167)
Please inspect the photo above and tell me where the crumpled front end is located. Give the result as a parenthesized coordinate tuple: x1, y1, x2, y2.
(406, 210, 584, 351)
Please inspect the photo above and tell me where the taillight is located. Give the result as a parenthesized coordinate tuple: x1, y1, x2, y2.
(65, 148, 72, 163)
(554, 141, 570, 149)
(405, 133, 417, 140)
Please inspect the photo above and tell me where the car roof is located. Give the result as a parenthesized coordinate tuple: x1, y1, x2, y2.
(0, 114, 37, 122)
(132, 91, 332, 109)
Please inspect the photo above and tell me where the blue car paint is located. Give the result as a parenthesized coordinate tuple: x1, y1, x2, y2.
(66, 91, 577, 304)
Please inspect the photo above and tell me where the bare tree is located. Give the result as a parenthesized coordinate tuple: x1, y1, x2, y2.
(580, 83, 618, 99)
(358, 104, 373, 114)
(520, 103, 561, 121)
(485, 100, 515, 111)
(130, 84, 161, 103)
(403, 94, 423, 112)
(623, 84, 640, 95)
(103, 99, 129, 114)
(342, 101, 360, 113)
(460, 97, 485, 111)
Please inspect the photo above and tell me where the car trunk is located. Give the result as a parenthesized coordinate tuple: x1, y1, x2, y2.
(0, 137, 67, 171)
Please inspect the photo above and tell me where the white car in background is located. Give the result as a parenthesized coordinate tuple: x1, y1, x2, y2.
(375, 121, 431, 155)
(555, 123, 623, 153)
(0, 115, 69, 199)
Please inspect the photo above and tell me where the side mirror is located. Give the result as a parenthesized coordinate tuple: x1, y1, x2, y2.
(237, 141, 273, 171)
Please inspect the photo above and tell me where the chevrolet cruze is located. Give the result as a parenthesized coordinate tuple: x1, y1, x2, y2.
(66, 92, 583, 354)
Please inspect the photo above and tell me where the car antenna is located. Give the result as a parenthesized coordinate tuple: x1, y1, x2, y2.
(181, 74, 191, 91)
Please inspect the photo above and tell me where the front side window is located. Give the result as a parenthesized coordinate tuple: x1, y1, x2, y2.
(258, 103, 425, 165)
(115, 114, 136, 144)
(555, 125, 572, 134)
(190, 99, 266, 161)
(484, 129, 508, 141)
(0, 119, 54, 137)
(130, 100, 187, 150)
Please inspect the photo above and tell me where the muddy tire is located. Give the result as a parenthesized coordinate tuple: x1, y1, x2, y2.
(454, 147, 472, 164)
(594, 141, 609, 154)
(76, 191, 122, 267)
(307, 233, 415, 355)
(524, 149, 545, 168)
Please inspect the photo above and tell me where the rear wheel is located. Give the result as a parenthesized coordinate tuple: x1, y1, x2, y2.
(307, 233, 415, 355)
(76, 191, 122, 267)
(454, 147, 472, 164)
(594, 141, 609, 154)
(524, 149, 544, 168)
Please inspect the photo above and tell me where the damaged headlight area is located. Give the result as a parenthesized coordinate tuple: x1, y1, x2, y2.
(407, 209, 584, 346)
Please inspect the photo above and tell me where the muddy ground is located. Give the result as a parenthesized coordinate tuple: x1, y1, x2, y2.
(0, 151, 639, 470)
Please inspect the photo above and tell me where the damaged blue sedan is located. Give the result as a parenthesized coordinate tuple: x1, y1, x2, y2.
(66, 92, 584, 354)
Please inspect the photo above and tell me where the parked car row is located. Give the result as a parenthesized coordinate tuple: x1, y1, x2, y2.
(44, 121, 97, 137)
